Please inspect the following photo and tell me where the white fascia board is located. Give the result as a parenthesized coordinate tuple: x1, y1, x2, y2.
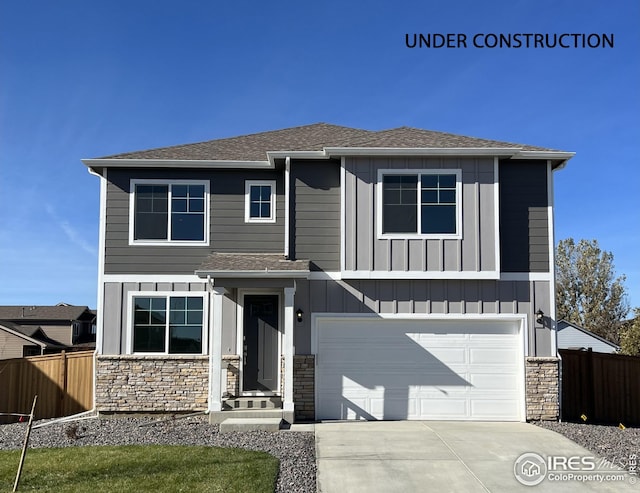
(81, 158, 273, 172)
(195, 270, 310, 279)
(0, 324, 47, 347)
(266, 150, 328, 161)
(515, 151, 575, 161)
(341, 270, 500, 280)
(324, 147, 522, 157)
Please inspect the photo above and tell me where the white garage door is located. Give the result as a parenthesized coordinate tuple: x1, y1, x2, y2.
(314, 317, 524, 421)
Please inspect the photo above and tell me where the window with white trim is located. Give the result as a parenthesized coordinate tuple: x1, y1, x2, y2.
(245, 180, 276, 223)
(379, 170, 462, 237)
(132, 295, 204, 354)
(131, 180, 209, 244)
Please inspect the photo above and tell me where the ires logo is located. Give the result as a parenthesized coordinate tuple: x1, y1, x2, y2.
(514, 453, 597, 486)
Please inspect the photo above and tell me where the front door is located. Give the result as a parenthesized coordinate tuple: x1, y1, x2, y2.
(243, 295, 279, 392)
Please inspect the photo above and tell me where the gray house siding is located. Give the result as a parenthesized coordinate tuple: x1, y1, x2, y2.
(343, 157, 497, 274)
(499, 160, 549, 272)
(104, 169, 284, 275)
(102, 281, 211, 354)
(293, 279, 553, 357)
(290, 160, 341, 271)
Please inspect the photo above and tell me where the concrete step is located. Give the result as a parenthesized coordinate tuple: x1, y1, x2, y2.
(223, 396, 282, 410)
(219, 417, 283, 432)
(209, 409, 284, 423)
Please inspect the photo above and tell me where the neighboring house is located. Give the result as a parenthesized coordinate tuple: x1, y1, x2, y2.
(557, 320, 620, 353)
(0, 321, 68, 359)
(0, 304, 97, 359)
(83, 123, 574, 423)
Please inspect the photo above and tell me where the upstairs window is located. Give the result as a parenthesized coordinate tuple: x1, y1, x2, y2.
(132, 295, 204, 354)
(245, 180, 276, 223)
(379, 170, 462, 238)
(130, 180, 209, 245)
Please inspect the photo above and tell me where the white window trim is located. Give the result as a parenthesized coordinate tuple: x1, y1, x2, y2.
(125, 291, 209, 356)
(129, 179, 210, 246)
(376, 169, 462, 240)
(244, 180, 276, 223)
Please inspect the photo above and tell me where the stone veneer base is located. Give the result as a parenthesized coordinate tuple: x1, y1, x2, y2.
(96, 354, 554, 422)
(525, 356, 559, 421)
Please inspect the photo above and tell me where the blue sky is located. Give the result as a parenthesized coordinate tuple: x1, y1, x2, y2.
(1, 0, 638, 311)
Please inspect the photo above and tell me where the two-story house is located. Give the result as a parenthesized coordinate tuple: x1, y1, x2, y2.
(0, 304, 96, 359)
(83, 123, 573, 424)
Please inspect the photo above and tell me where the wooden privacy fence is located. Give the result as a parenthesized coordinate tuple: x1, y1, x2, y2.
(560, 348, 640, 425)
(0, 351, 94, 423)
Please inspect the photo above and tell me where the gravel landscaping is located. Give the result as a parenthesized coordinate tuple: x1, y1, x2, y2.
(535, 420, 640, 471)
(0, 414, 316, 493)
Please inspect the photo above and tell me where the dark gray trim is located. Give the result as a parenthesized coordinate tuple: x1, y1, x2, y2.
(499, 160, 549, 272)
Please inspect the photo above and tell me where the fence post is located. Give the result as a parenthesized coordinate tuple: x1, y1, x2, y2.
(56, 351, 67, 417)
(586, 348, 595, 421)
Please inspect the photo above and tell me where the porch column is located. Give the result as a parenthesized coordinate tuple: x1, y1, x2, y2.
(283, 286, 296, 414)
(208, 286, 226, 413)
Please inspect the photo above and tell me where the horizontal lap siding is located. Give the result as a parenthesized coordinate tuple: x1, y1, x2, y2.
(291, 160, 341, 271)
(344, 157, 496, 274)
(104, 169, 284, 274)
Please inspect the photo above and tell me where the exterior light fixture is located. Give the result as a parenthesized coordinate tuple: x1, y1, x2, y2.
(535, 309, 544, 324)
(296, 309, 304, 323)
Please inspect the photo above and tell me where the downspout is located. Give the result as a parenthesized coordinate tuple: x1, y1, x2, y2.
(284, 156, 291, 259)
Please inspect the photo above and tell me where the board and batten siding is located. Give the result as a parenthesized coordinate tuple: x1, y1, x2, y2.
(100, 281, 242, 356)
(290, 160, 341, 271)
(343, 157, 497, 274)
(104, 169, 284, 275)
(499, 160, 549, 272)
(293, 279, 553, 357)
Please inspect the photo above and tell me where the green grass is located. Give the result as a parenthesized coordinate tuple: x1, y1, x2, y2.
(0, 445, 278, 492)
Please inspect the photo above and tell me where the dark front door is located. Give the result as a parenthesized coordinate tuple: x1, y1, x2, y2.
(243, 295, 279, 392)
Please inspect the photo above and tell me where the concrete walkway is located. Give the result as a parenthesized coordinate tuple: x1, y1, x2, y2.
(315, 421, 638, 492)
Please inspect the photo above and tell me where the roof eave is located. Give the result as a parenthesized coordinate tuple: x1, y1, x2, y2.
(82, 158, 273, 175)
(0, 323, 47, 347)
(515, 151, 575, 170)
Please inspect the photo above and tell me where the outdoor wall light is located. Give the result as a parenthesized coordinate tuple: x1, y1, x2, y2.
(296, 309, 304, 323)
(535, 309, 544, 324)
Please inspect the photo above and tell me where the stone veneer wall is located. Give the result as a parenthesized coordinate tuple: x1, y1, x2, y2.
(526, 356, 559, 421)
(223, 354, 240, 397)
(293, 355, 315, 421)
(96, 355, 209, 412)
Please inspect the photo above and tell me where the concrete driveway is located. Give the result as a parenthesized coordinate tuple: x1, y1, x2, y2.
(315, 421, 637, 492)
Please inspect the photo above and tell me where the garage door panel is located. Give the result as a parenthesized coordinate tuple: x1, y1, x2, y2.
(315, 318, 523, 421)
(470, 373, 520, 390)
(471, 399, 521, 419)
(469, 347, 519, 364)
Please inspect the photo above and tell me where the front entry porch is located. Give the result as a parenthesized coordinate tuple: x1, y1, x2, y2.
(196, 252, 310, 427)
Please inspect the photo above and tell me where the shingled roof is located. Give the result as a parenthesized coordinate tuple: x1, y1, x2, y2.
(97, 123, 563, 162)
(196, 253, 310, 278)
(0, 305, 92, 321)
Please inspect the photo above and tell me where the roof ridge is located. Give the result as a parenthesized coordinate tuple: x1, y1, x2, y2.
(101, 123, 368, 159)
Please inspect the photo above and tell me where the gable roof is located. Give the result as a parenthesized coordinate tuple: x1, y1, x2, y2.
(0, 305, 92, 322)
(0, 321, 68, 349)
(557, 320, 620, 350)
(83, 123, 573, 170)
